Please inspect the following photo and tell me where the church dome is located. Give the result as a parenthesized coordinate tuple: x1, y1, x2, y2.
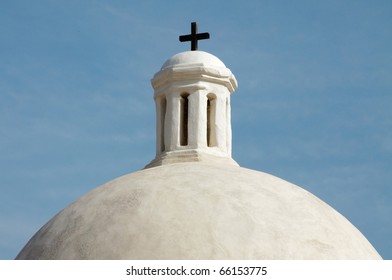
(16, 48, 382, 260)
(16, 162, 381, 259)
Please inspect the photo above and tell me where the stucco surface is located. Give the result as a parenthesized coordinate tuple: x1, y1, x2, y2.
(16, 162, 381, 259)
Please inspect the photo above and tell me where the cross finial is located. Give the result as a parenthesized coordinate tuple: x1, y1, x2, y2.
(179, 22, 210, 51)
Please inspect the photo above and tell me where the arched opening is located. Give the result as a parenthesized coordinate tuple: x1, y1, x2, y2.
(160, 96, 166, 152)
(180, 93, 189, 146)
(207, 94, 217, 147)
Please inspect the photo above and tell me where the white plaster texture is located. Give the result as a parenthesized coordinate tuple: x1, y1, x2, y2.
(16, 162, 381, 259)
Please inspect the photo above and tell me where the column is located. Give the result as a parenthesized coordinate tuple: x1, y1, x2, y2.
(214, 94, 228, 154)
(164, 93, 181, 151)
(155, 98, 163, 156)
(188, 90, 208, 148)
(226, 96, 232, 156)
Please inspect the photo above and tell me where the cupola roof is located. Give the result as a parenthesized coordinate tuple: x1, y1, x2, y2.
(161, 51, 226, 70)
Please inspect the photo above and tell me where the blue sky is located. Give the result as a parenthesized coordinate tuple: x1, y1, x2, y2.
(0, 0, 391, 259)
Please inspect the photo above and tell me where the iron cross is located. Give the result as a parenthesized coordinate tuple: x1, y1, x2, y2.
(179, 22, 210, 51)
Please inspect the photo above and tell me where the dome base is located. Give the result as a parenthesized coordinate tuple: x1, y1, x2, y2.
(145, 150, 239, 169)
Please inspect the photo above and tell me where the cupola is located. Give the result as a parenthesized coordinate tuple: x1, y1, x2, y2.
(146, 51, 238, 168)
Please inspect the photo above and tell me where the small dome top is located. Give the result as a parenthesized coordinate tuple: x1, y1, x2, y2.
(161, 51, 227, 70)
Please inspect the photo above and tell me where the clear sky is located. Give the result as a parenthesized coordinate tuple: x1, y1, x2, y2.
(1, 0, 391, 259)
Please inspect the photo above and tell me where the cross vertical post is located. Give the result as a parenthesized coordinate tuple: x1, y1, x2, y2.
(190, 22, 198, 51)
(179, 22, 210, 51)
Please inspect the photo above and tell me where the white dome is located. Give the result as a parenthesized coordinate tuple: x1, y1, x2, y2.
(16, 50, 381, 260)
(16, 162, 381, 259)
(161, 51, 227, 70)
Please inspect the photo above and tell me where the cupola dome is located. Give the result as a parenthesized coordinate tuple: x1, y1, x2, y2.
(161, 51, 227, 69)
